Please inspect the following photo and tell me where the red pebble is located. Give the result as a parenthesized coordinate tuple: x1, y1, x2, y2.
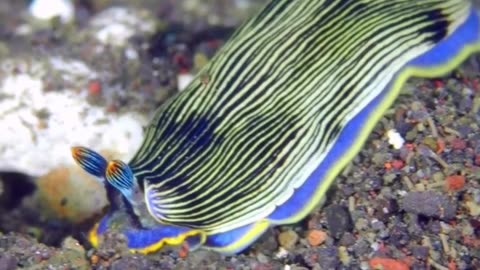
(88, 80, 102, 96)
(405, 143, 415, 151)
(448, 260, 457, 270)
(445, 175, 466, 191)
(369, 257, 410, 270)
(392, 159, 404, 170)
(434, 80, 444, 89)
(451, 138, 467, 150)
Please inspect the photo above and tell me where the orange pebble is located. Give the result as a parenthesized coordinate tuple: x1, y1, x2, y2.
(178, 243, 189, 259)
(307, 230, 327, 246)
(445, 175, 466, 191)
(369, 257, 410, 270)
(384, 162, 392, 170)
(90, 254, 99, 265)
(436, 138, 445, 154)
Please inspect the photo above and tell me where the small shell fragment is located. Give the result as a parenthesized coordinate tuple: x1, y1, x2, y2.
(386, 129, 405, 150)
(177, 73, 195, 91)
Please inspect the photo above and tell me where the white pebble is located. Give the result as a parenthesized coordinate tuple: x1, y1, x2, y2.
(386, 129, 405, 150)
(177, 73, 195, 91)
(29, 0, 74, 23)
(125, 47, 139, 60)
(275, 247, 289, 259)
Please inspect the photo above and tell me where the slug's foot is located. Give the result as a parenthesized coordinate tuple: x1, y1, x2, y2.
(204, 220, 270, 255)
(89, 215, 206, 254)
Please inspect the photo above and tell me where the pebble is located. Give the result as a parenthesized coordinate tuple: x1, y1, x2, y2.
(325, 204, 353, 239)
(391, 159, 405, 170)
(253, 230, 278, 254)
(29, 0, 74, 23)
(473, 189, 480, 204)
(61, 236, 85, 254)
(378, 229, 390, 239)
(0, 254, 18, 270)
(352, 238, 371, 257)
(406, 129, 418, 141)
(445, 175, 466, 191)
(317, 247, 339, 270)
(193, 53, 209, 71)
(475, 155, 480, 166)
(372, 152, 392, 168)
(357, 217, 372, 233)
(339, 233, 356, 247)
(256, 253, 269, 264)
(432, 171, 445, 182)
(47, 248, 89, 270)
(369, 257, 409, 270)
(411, 246, 430, 260)
(275, 247, 289, 259)
(383, 173, 398, 185)
(338, 246, 351, 266)
(373, 198, 399, 222)
(278, 230, 299, 249)
(367, 177, 384, 191)
(341, 184, 356, 196)
(423, 136, 438, 152)
(451, 138, 467, 150)
(177, 73, 195, 91)
(371, 219, 386, 231)
(466, 200, 480, 217)
(395, 122, 414, 137)
(88, 79, 102, 97)
(389, 223, 410, 248)
(401, 191, 457, 220)
(110, 256, 153, 270)
(307, 230, 327, 246)
(428, 220, 442, 234)
(386, 129, 405, 149)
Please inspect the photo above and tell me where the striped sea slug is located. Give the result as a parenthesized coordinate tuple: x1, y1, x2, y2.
(72, 0, 480, 255)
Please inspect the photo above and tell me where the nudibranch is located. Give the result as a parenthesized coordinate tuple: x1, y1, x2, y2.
(72, 0, 480, 255)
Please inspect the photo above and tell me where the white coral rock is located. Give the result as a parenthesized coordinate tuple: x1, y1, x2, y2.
(89, 7, 156, 47)
(0, 58, 147, 176)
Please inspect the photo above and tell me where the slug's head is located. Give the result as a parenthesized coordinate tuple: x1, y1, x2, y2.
(71, 146, 139, 205)
(71, 147, 206, 255)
